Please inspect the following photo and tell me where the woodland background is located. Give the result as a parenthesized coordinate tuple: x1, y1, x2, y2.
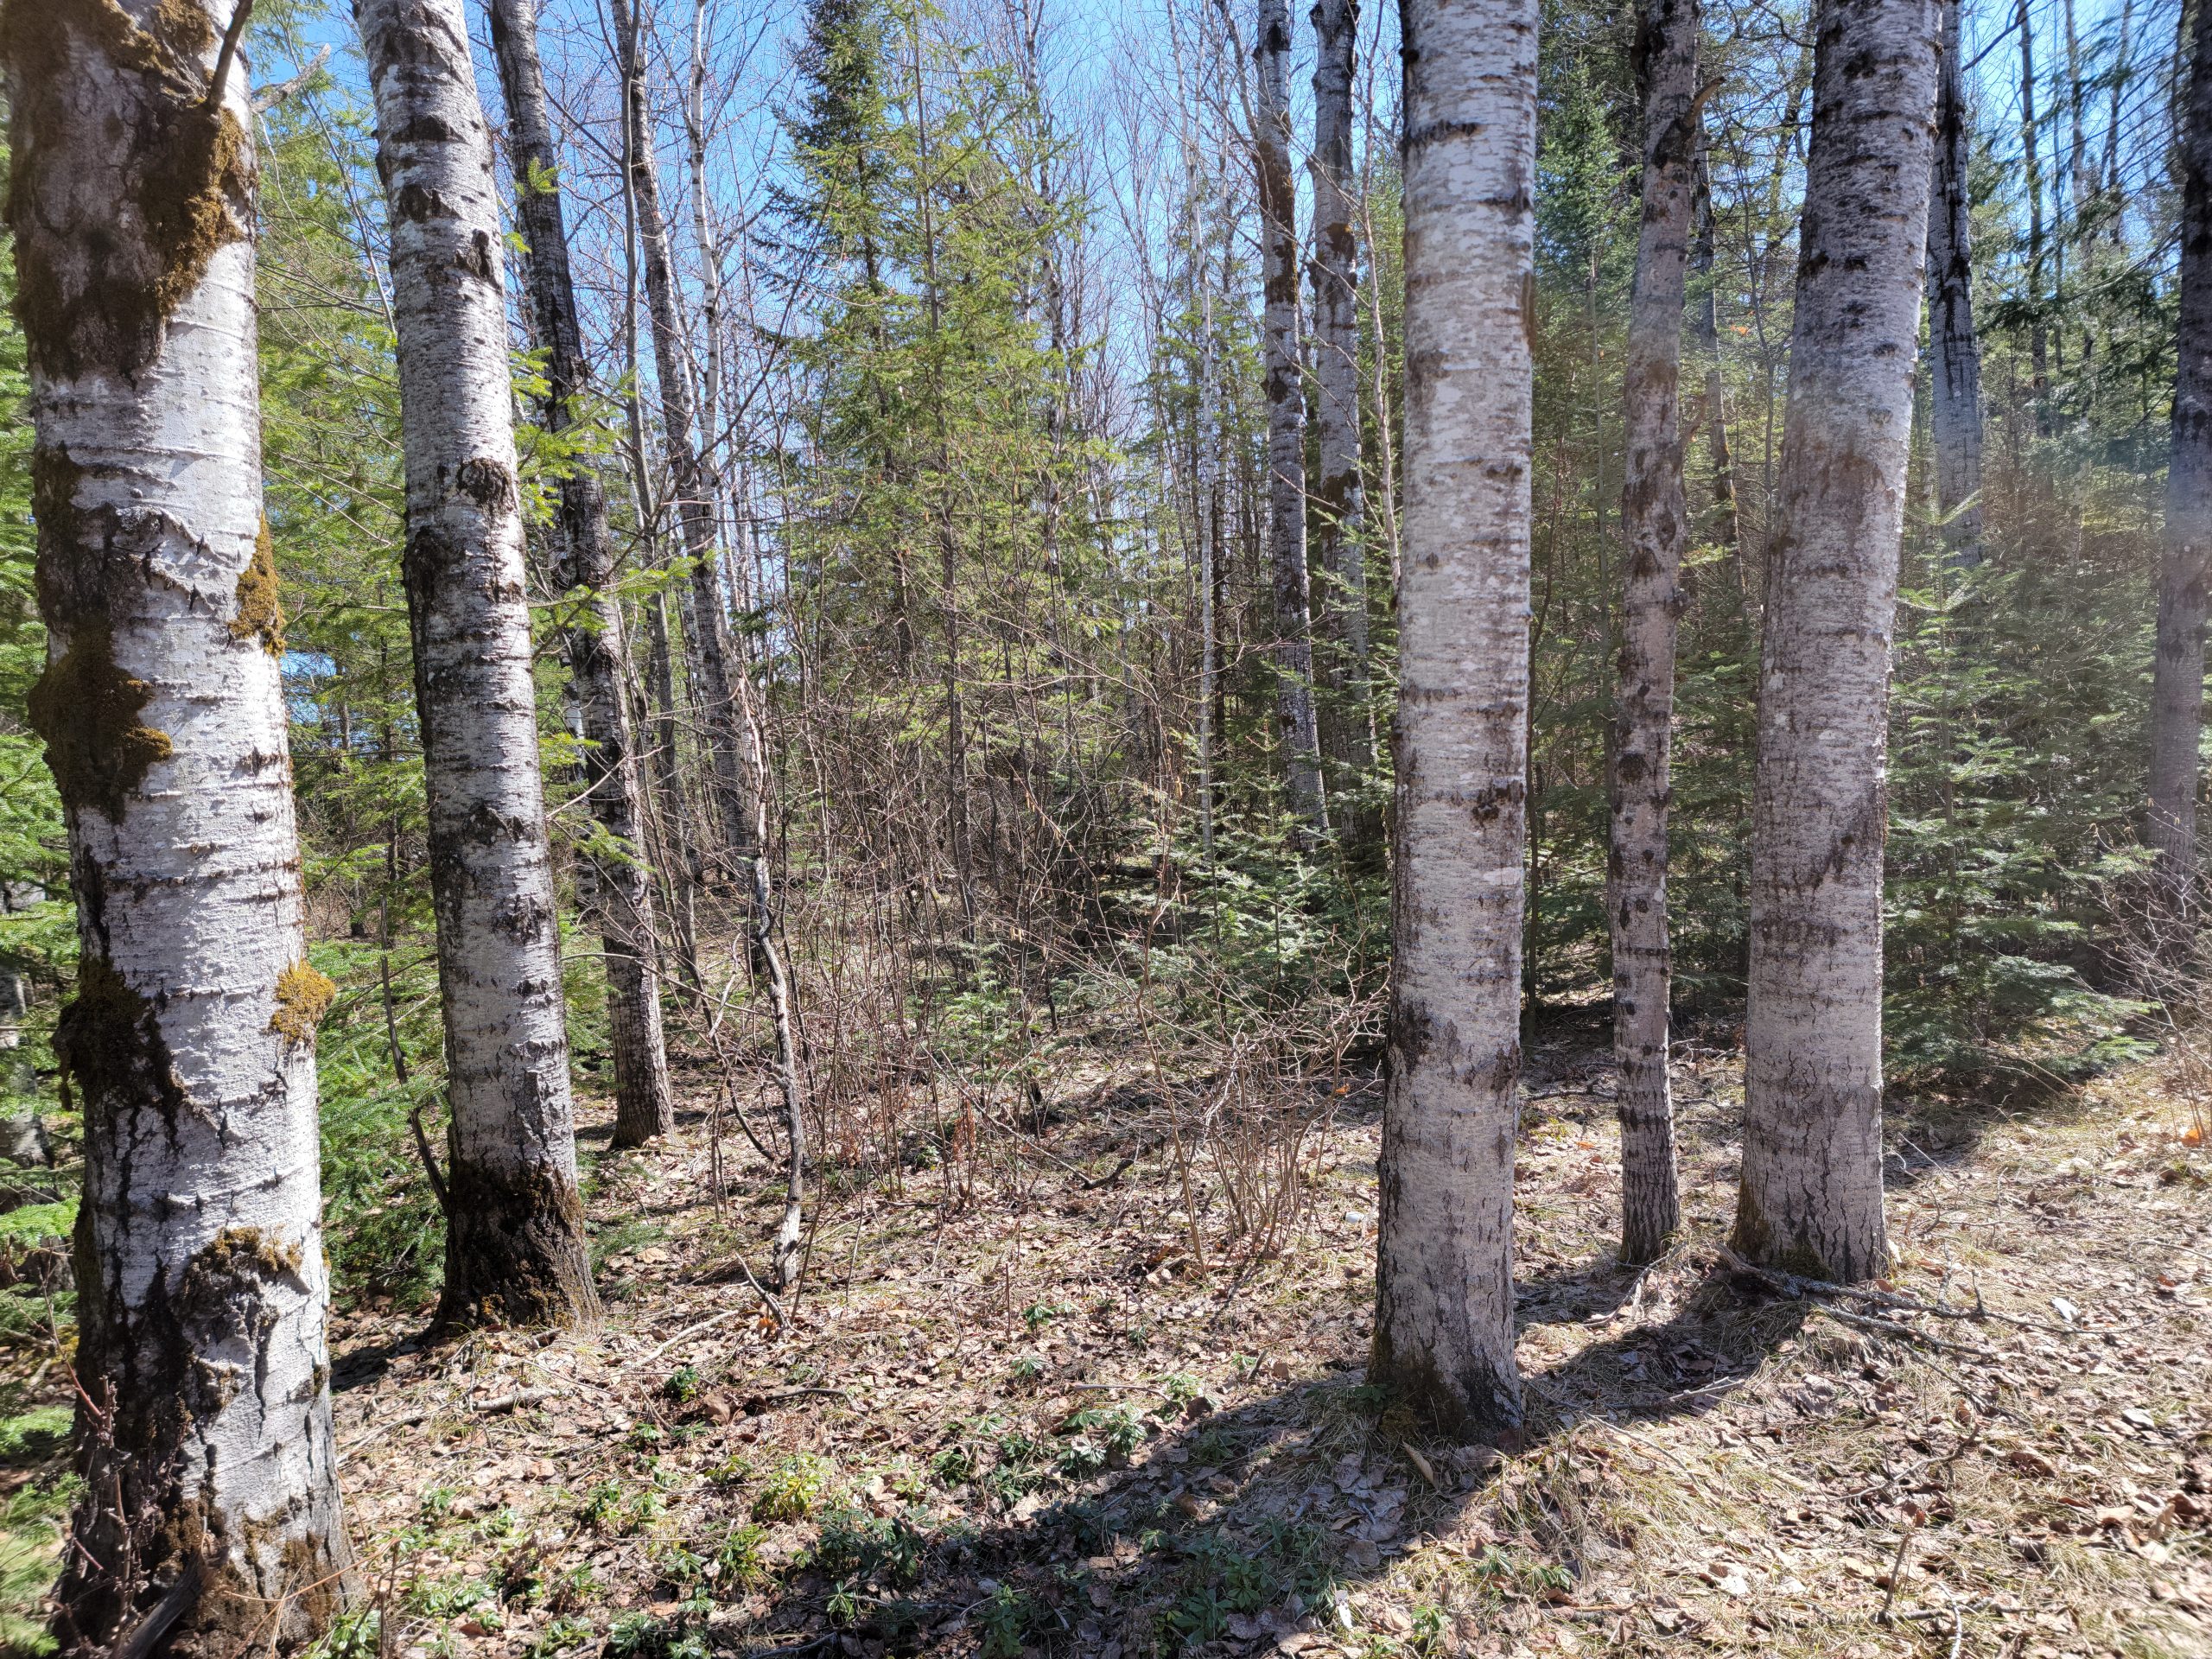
(0, 0, 2200, 1646)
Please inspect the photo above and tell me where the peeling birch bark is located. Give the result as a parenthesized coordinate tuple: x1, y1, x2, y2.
(1371, 0, 1537, 1445)
(3, 1, 352, 1648)
(357, 0, 600, 1328)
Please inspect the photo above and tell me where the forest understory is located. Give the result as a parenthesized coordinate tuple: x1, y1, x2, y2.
(4, 994, 2202, 1659)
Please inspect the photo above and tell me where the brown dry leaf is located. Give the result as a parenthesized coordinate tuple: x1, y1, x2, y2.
(1402, 1442, 1438, 1488)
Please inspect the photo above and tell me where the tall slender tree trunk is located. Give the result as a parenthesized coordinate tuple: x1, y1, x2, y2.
(2020, 0, 2050, 423)
(1690, 130, 1741, 567)
(6, 6, 353, 1648)
(489, 0, 676, 1147)
(1371, 0, 1536, 1445)
(1927, 0, 1987, 565)
(2149, 0, 2212, 929)
(614, 136, 704, 999)
(1191, 173, 1220, 858)
(2101, 0, 2133, 222)
(1610, 0, 1699, 1266)
(358, 0, 599, 1329)
(1255, 0, 1326, 839)
(1732, 0, 1939, 1284)
(642, 584, 704, 990)
(1310, 0, 1374, 856)
(612, 0, 755, 869)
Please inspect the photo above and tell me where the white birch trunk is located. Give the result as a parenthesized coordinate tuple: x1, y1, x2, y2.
(1370, 0, 1537, 1445)
(1926, 0, 1986, 567)
(1610, 0, 1699, 1266)
(488, 0, 677, 1148)
(2150, 0, 2212, 929)
(4, 4, 352, 1648)
(357, 0, 599, 1328)
(1255, 0, 1325, 838)
(1735, 0, 1939, 1283)
(1310, 0, 1376, 858)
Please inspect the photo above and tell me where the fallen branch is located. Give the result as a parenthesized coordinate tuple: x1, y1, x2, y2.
(474, 1387, 552, 1415)
(640, 1309, 739, 1366)
(340, 1403, 432, 1453)
(1716, 1243, 2071, 1334)
(724, 1251, 787, 1332)
(1808, 1302, 2000, 1361)
(1079, 1153, 1140, 1191)
(113, 1559, 203, 1659)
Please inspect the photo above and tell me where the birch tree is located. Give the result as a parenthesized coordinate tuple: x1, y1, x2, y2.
(1926, 0, 1986, 566)
(1733, 0, 1939, 1283)
(488, 0, 677, 1147)
(612, 0, 760, 868)
(2150, 0, 2212, 926)
(1610, 0, 1699, 1265)
(1370, 0, 1537, 1443)
(3, 2, 351, 1648)
(1255, 0, 1325, 837)
(1309, 0, 1375, 856)
(357, 0, 600, 1327)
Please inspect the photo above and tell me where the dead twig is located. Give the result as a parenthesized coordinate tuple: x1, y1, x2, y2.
(474, 1387, 552, 1414)
(640, 1308, 740, 1366)
(1716, 1243, 2073, 1334)
(1808, 1302, 2000, 1361)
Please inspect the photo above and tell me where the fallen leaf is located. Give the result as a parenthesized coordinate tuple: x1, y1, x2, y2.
(1402, 1442, 1438, 1488)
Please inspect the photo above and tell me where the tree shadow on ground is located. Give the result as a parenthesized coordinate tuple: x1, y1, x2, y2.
(696, 1258, 1806, 1658)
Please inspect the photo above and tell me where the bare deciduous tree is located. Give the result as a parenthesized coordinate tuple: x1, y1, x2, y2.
(1610, 0, 1700, 1265)
(488, 0, 677, 1148)
(1926, 0, 1986, 566)
(2149, 0, 2212, 928)
(1734, 0, 1940, 1284)
(1371, 0, 1537, 1444)
(359, 0, 600, 1327)
(1255, 0, 1325, 837)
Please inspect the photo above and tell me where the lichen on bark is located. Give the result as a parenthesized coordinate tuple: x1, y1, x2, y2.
(231, 517, 286, 654)
(59, 1222, 340, 1654)
(52, 952, 183, 1118)
(2, 0, 254, 383)
(26, 622, 175, 822)
(269, 961, 335, 1044)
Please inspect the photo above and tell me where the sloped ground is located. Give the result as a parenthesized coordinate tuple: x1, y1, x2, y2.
(5, 1019, 2211, 1659)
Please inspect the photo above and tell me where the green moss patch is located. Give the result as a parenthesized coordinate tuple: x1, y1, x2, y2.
(270, 959, 335, 1044)
(25, 624, 172, 821)
(230, 516, 285, 655)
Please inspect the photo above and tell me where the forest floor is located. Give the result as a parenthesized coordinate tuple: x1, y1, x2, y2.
(5, 1010, 2212, 1659)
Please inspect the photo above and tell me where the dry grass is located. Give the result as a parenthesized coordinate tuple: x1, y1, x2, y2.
(9, 1014, 2211, 1659)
